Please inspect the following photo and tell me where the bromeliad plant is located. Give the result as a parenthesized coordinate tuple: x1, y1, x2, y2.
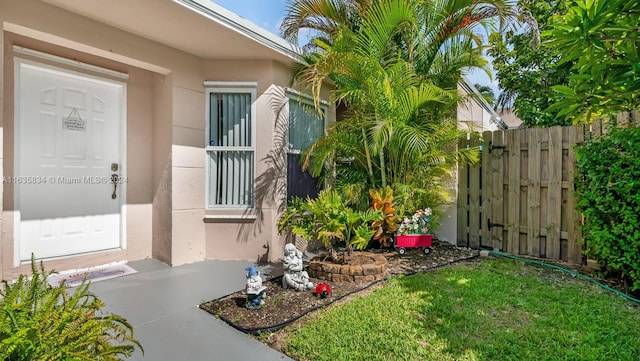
(0, 256, 143, 360)
(278, 188, 383, 263)
(397, 208, 433, 235)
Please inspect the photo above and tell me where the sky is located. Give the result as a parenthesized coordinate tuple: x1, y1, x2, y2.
(212, 0, 498, 94)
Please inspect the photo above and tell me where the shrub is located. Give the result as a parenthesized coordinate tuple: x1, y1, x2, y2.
(0, 256, 143, 360)
(277, 188, 383, 260)
(575, 126, 640, 292)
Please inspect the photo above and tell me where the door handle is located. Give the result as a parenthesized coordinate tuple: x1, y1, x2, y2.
(110, 173, 118, 200)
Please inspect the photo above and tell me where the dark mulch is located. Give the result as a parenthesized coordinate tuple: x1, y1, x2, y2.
(199, 240, 479, 334)
(199, 241, 639, 335)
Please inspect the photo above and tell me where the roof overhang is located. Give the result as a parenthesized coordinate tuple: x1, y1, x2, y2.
(41, 0, 302, 64)
(459, 76, 507, 130)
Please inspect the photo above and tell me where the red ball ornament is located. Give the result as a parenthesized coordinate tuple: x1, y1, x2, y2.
(314, 282, 331, 298)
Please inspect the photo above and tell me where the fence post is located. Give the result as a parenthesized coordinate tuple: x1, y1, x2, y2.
(481, 131, 493, 249)
(507, 130, 521, 255)
(546, 126, 563, 260)
(527, 128, 541, 257)
(490, 130, 505, 251)
(566, 126, 583, 263)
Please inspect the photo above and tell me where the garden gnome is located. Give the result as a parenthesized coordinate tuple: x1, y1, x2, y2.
(282, 243, 314, 291)
(245, 266, 266, 309)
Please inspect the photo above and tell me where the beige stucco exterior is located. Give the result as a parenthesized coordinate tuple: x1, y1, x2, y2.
(0, 0, 334, 280)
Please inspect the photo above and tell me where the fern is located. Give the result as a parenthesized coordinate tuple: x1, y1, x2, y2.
(0, 255, 142, 360)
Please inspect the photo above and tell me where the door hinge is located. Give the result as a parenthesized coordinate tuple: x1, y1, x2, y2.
(489, 141, 506, 153)
(487, 219, 504, 230)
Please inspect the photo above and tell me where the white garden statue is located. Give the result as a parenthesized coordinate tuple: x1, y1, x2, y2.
(282, 243, 314, 291)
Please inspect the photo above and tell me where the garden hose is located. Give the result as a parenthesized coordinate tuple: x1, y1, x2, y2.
(486, 249, 640, 305)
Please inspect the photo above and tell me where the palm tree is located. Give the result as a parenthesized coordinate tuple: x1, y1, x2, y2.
(288, 1, 478, 208)
(280, 0, 371, 52)
(281, 0, 515, 89)
(281, 0, 514, 218)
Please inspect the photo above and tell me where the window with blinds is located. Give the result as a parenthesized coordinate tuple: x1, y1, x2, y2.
(206, 87, 255, 208)
(286, 95, 326, 201)
(287, 97, 325, 153)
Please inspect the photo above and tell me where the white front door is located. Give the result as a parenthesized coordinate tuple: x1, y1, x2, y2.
(15, 61, 126, 262)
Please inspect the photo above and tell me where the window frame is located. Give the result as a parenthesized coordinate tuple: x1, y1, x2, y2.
(204, 82, 257, 210)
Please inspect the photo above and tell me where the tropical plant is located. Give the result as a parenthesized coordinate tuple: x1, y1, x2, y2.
(487, 0, 572, 127)
(277, 188, 383, 262)
(0, 256, 142, 360)
(474, 83, 497, 107)
(283, 0, 499, 213)
(369, 186, 400, 247)
(282, 0, 514, 87)
(544, 0, 640, 123)
(575, 127, 640, 293)
(280, 0, 370, 53)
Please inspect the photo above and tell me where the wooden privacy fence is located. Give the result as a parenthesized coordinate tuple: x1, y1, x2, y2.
(457, 113, 640, 264)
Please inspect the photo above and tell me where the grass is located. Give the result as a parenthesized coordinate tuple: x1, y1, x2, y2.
(281, 258, 640, 361)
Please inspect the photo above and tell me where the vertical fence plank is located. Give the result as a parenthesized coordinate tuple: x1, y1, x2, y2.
(457, 137, 469, 246)
(468, 135, 482, 249)
(546, 126, 563, 260)
(527, 128, 541, 257)
(507, 130, 520, 255)
(566, 126, 582, 263)
(591, 119, 603, 138)
(481, 131, 493, 248)
(491, 130, 505, 251)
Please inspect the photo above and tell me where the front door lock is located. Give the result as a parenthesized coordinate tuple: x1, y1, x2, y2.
(110, 173, 118, 200)
(111, 163, 119, 172)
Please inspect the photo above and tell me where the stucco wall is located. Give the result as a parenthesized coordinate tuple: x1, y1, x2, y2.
(0, 26, 5, 281)
(152, 73, 173, 264)
(170, 71, 206, 266)
(0, 0, 176, 277)
(0, 0, 337, 275)
(202, 60, 286, 262)
(0, 30, 158, 279)
(201, 61, 335, 262)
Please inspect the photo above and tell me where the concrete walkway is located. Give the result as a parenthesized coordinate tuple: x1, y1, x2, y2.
(88, 258, 292, 361)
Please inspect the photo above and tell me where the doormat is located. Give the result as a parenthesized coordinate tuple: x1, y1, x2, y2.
(47, 263, 137, 287)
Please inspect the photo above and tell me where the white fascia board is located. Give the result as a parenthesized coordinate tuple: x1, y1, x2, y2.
(173, 0, 302, 62)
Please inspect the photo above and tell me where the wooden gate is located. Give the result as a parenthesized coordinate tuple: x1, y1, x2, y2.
(457, 113, 639, 263)
(457, 125, 586, 263)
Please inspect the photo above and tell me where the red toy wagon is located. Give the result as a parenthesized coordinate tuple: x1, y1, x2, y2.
(394, 234, 433, 255)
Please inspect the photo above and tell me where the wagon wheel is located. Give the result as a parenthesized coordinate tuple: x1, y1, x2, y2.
(423, 247, 431, 255)
(398, 247, 406, 255)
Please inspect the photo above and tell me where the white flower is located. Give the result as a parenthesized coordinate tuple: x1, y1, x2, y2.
(397, 208, 433, 235)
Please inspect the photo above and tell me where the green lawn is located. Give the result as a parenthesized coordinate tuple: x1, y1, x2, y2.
(282, 258, 640, 361)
